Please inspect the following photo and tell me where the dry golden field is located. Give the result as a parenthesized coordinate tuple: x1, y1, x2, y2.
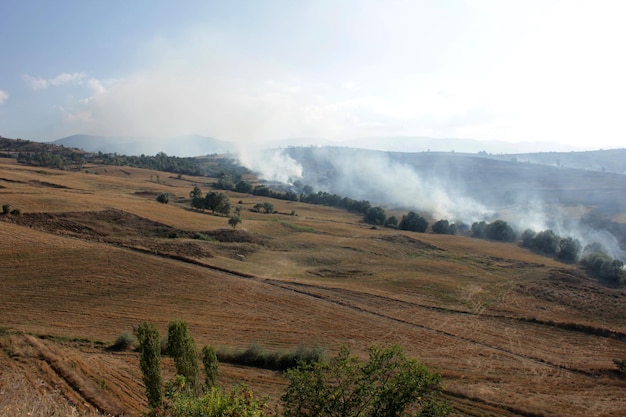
(1, 158, 626, 416)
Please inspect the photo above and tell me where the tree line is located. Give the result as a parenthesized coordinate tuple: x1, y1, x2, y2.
(469, 219, 625, 287)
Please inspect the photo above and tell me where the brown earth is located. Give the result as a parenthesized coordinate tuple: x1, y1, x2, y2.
(1, 159, 626, 416)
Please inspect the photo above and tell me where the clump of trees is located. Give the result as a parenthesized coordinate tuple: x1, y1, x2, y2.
(156, 193, 169, 204)
(431, 219, 457, 235)
(399, 211, 429, 233)
(580, 249, 625, 287)
(217, 343, 326, 371)
(135, 320, 449, 416)
(364, 206, 387, 226)
(471, 220, 516, 242)
(253, 202, 275, 213)
(520, 228, 582, 262)
(282, 345, 450, 417)
(1, 202, 21, 215)
(190, 186, 232, 216)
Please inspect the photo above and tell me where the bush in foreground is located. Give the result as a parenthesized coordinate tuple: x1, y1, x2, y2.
(110, 331, 136, 351)
(281, 345, 449, 417)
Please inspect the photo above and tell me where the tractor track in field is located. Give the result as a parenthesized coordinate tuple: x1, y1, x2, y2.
(6, 214, 623, 416)
(123, 242, 613, 376)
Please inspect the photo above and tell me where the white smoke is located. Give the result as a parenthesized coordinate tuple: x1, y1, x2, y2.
(237, 147, 303, 185)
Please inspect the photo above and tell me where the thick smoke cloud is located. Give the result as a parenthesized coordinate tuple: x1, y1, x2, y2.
(238, 146, 625, 261)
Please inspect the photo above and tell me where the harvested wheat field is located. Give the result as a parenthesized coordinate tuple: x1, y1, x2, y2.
(2, 159, 626, 416)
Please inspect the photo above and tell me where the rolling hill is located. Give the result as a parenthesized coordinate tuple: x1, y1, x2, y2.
(1, 154, 626, 416)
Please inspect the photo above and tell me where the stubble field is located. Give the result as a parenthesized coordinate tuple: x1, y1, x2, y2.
(1, 158, 626, 416)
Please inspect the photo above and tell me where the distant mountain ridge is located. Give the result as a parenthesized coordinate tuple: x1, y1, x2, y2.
(50, 134, 595, 157)
(51, 134, 235, 157)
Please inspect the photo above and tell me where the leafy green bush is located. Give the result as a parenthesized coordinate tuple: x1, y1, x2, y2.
(218, 343, 326, 371)
(156, 193, 170, 204)
(2, 204, 9, 214)
(160, 379, 269, 417)
(281, 345, 449, 417)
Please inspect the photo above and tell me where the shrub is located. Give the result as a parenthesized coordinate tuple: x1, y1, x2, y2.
(2, 204, 9, 214)
(10, 208, 20, 216)
(156, 193, 170, 204)
(614, 358, 626, 376)
(111, 331, 136, 351)
(217, 343, 326, 371)
(159, 382, 269, 417)
(281, 345, 449, 417)
(384, 215, 398, 228)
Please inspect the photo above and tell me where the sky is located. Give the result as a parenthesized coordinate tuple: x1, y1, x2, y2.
(0, 0, 625, 150)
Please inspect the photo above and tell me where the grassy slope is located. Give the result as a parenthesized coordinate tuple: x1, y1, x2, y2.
(1, 158, 626, 416)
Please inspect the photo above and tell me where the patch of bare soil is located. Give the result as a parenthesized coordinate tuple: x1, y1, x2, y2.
(516, 268, 626, 324)
(202, 228, 267, 245)
(0, 209, 268, 262)
(308, 268, 374, 279)
(28, 180, 70, 189)
(376, 234, 444, 251)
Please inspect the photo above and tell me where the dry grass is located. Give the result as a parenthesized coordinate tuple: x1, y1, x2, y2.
(2, 160, 626, 416)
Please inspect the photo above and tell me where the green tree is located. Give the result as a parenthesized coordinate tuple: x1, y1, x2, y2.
(281, 345, 448, 417)
(235, 180, 254, 194)
(156, 193, 170, 204)
(533, 229, 561, 255)
(190, 186, 204, 210)
(167, 320, 199, 391)
(521, 229, 536, 247)
(364, 206, 387, 226)
(202, 345, 219, 388)
(470, 221, 487, 238)
(136, 321, 163, 409)
(399, 211, 428, 233)
(557, 236, 582, 262)
(204, 192, 232, 216)
(385, 215, 398, 228)
(253, 202, 274, 213)
(485, 220, 516, 242)
(228, 215, 242, 229)
(431, 220, 450, 234)
(262, 202, 275, 213)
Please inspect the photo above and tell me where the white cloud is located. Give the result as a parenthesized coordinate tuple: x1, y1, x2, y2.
(23, 72, 87, 90)
(31, 1, 626, 149)
(0, 89, 7, 104)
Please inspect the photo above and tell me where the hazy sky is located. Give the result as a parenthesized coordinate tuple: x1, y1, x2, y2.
(1, 0, 624, 149)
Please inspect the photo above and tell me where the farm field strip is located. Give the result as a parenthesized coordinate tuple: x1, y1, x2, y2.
(3, 160, 626, 416)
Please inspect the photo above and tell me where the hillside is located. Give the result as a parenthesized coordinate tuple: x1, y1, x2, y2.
(1, 157, 626, 416)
